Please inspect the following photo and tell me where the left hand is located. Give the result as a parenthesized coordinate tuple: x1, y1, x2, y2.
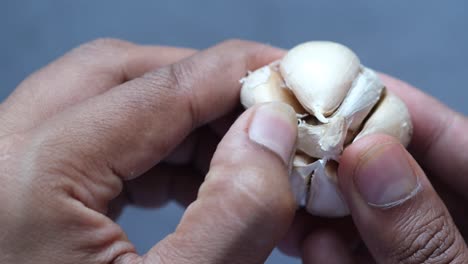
(0, 39, 299, 264)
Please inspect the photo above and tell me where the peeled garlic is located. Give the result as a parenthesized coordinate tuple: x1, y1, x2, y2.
(240, 41, 412, 217)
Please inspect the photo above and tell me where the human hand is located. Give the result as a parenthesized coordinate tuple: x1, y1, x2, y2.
(279, 74, 468, 263)
(0, 39, 300, 263)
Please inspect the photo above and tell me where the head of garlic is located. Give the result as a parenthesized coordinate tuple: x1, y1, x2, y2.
(240, 41, 413, 217)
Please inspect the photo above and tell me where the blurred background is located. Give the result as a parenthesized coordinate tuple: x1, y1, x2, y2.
(1, 1, 467, 263)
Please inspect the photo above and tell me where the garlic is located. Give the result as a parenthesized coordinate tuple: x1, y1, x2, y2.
(290, 154, 317, 206)
(354, 90, 413, 146)
(307, 160, 349, 217)
(240, 41, 412, 217)
(240, 62, 306, 113)
(280, 41, 361, 123)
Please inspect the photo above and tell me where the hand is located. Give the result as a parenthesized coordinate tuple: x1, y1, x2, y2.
(0, 39, 300, 263)
(279, 74, 468, 263)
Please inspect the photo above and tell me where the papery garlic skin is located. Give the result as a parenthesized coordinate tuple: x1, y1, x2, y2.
(240, 41, 412, 218)
(280, 41, 360, 123)
(240, 63, 305, 113)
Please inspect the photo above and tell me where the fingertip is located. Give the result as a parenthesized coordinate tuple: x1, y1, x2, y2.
(337, 133, 467, 263)
(339, 134, 399, 184)
(248, 102, 298, 165)
(147, 102, 298, 264)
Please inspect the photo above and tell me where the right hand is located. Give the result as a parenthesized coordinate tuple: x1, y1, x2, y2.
(280, 74, 468, 263)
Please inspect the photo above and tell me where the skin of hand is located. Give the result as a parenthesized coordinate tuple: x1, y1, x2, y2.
(0, 39, 298, 264)
(0, 38, 467, 264)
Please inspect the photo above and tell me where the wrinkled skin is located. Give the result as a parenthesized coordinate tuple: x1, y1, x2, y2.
(0, 38, 467, 264)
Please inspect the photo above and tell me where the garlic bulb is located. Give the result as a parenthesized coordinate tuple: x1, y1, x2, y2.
(240, 41, 413, 217)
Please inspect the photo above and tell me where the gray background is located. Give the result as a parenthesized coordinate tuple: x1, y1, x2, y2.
(1, 1, 467, 263)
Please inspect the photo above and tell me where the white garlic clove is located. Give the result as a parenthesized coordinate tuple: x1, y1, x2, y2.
(332, 67, 384, 133)
(354, 90, 413, 147)
(305, 160, 350, 217)
(290, 154, 318, 206)
(280, 41, 361, 123)
(240, 62, 305, 113)
(297, 117, 346, 160)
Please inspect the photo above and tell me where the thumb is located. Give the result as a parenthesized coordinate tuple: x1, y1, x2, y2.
(338, 135, 468, 263)
(137, 102, 298, 264)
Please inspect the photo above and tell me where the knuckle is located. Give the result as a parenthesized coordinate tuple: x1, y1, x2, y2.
(83, 37, 133, 51)
(220, 39, 266, 59)
(139, 63, 185, 92)
(218, 39, 280, 71)
(222, 38, 250, 46)
(72, 38, 134, 60)
(391, 209, 463, 263)
(221, 38, 259, 49)
(139, 62, 199, 128)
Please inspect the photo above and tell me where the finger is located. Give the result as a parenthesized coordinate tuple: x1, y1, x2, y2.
(352, 241, 377, 264)
(163, 125, 221, 172)
(163, 131, 200, 165)
(107, 163, 204, 221)
(338, 134, 468, 263)
(104, 126, 220, 219)
(134, 102, 297, 264)
(31, 40, 285, 210)
(278, 211, 357, 257)
(124, 164, 202, 208)
(380, 74, 468, 196)
(0, 38, 195, 135)
(209, 104, 244, 136)
(302, 229, 355, 264)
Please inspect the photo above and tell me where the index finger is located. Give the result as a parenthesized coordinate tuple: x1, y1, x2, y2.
(30, 40, 284, 210)
(379, 74, 468, 195)
(0, 39, 196, 136)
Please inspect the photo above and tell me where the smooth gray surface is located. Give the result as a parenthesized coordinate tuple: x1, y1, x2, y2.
(1, 1, 467, 263)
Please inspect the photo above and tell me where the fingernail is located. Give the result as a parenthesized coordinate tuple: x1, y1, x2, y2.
(354, 143, 421, 208)
(249, 102, 297, 165)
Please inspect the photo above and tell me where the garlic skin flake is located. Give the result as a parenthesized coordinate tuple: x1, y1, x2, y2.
(240, 41, 412, 217)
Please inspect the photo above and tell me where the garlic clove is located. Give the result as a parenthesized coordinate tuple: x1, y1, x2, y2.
(305, 160, 350, 217)
(354, 90, 413, 146)
(332, 67, 384, 133)
(280, 41, 361, 123)
(297, 117, 346, 160)
(297, 121, 325, 158)
(290, 154, 318, 206)
(240, 62, 305, 113)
